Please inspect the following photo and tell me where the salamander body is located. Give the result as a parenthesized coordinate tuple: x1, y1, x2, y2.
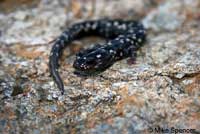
(49, 19, 146, 94)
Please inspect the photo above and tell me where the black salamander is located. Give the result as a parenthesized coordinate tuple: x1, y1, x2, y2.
(49, 19, 146, 94)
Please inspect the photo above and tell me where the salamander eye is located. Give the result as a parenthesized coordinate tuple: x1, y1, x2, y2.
(85, 58, 96, 65)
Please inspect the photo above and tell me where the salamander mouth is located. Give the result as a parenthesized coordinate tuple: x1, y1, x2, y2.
(73, 69, 103, 76)
(73, 61, 114, 77)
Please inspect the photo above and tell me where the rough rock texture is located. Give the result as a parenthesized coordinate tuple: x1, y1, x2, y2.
(0, 0, 200, 134)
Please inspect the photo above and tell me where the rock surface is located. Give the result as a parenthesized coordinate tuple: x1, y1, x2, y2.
(0, 0, 200, 133)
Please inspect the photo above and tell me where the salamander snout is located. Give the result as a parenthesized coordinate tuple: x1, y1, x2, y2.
(73, 47, 114, 76)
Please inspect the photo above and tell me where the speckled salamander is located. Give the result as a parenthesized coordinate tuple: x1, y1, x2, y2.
(49, 19, 146, 94)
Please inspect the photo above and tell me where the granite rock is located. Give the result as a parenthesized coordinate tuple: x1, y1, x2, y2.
(0, 0, 199, 133)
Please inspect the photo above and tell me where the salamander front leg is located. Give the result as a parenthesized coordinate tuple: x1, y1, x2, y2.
(127, 47, 137, 65)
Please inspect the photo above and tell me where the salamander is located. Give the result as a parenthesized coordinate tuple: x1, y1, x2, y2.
(49, 19, 146, 94)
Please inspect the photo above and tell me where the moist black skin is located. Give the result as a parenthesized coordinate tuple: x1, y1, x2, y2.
(49, 19, 146, 94)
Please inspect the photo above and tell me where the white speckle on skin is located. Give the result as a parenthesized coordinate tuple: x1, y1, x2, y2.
(86, 23, 91, 28)
(109, 49, 114, 53)
(55, 44, 59, 47)
(96, 54, 102, 58)
(84, 65, 87, 69)
(114, 21, 119, 26)
(128, 29, 134, 33)
(120, 52, 123, 56)
(61, 40, 64, 46)
(115, 38, 119, 41)
(106, 22, 111, 27)
(131, 41, 134, 44)
(108, 42, 112, 45)
(62, 33, 68, 39)
(132, 35, 136, 39)
(92, 23, 97, 30)
(120, 40, 124, 43)
(81, 64, 84, 67)
(56, 39, 60, 43)
(83, 57, 87, 60)
(138, 38, 142, 43)
(126, 38, 130, 42)
(139, 30, 144, 33)
(94, 65, 99, 68)
(121, 24, 126, 30)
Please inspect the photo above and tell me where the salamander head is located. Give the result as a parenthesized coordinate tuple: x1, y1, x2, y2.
(73, 46, 114, 76)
